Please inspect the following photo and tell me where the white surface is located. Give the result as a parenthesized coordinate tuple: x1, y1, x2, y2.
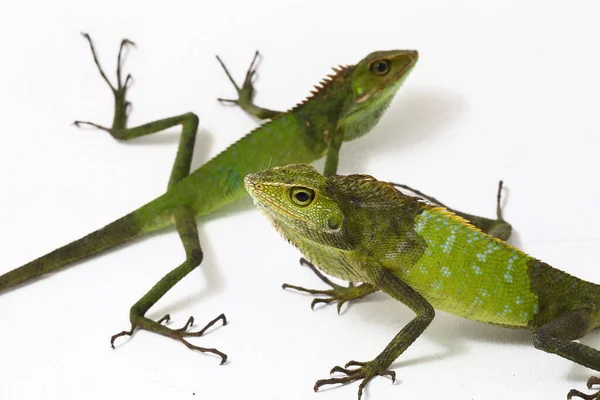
(1, 1, 600, 399)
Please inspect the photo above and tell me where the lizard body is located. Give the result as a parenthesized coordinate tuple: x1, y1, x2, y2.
(245, 164, 600, 399)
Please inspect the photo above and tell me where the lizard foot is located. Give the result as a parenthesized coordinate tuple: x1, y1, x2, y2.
(568, 376, 600, 399)
(74, 33, 136, 139)
(315, 359, 396, 400)
(216, 50, 260, 109)
(282, 258, 378, 313)
(111, 313, 228, 364)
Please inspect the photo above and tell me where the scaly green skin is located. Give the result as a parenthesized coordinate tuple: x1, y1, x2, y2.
(0, 35, 424, 359)
(245, 164, 600, 400)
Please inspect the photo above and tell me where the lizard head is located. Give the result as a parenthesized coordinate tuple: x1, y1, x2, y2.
(246, 165, 426, 271)
(340, 49, 418, 141)
(244, 164, 350, 250)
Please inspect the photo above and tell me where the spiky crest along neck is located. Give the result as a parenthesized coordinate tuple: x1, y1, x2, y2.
(290, 64, 355, 111)
(285, 64, 356, 136)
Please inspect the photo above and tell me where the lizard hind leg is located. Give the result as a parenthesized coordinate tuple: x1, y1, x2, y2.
(97, 46, 227, 359)
(111, 206, 228, 363)
(532, 309, 600, 399)
(390, 180, 513, 241)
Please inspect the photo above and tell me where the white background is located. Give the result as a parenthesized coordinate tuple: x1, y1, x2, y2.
(1, 1, 600, 399)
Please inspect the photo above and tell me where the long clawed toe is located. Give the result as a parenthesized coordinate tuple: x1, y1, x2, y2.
(216, 50, 260, 106)
(110, 313, 228, 364)
(568, 376, 600, 400)
(80, 33, 135, 95)
(282, 258, 369, 313)
(75, 33, 136, 137)
(73, 120, 111, 132)
(314, 359, 396, 400)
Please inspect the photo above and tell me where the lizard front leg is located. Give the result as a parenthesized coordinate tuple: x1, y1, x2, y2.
(314, 263, 434, 400)
(281, 129, 376, 312)
(216, 51, 283, 120)
(282, 258, 378, 313)
(112, 206, 227, 363)
(74, 33, 201, 186)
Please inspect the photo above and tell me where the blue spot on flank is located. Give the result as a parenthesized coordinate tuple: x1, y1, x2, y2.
(441, 266, 451, 277)
(430, 279, 443, 291)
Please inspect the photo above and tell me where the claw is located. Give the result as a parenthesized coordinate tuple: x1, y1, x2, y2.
(216, 97, 239, 105)
(382, 370, 396, 383)
(80, 32, 117, 92)
(73, 120, 111, 133)
(284, 258, 377, 312)
(110, 326, 136, 349)
(589, 376, 600, 389)
(110, 313, 228, 363)
(568, 377, 600, 399)
(216, 51, 261, 105)
(77, 34, 137, 138)
(172, 316, 195, 333)
(299, 258, 340, 287)
(183, 313, 228, 337)
(215, 55, 240, 90)
(124, 73, 133, 89)
(569, 377, 600, 399)
(125, 101, 133, 117)
(116, 39, 135, 88)
(179, 336, 228, 365)
(330, 365, 354, 375)
(315, 359, 396, 400)
(311, 297, 334, 310)
(568, 389, 598, 400)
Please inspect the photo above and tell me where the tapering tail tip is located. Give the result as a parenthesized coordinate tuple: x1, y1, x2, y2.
(0, 211, 145, 294)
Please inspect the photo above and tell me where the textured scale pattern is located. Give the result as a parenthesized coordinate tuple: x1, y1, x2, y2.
(402, 208, 538, 326)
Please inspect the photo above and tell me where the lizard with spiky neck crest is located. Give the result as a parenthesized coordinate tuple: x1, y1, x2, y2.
(246, 164, 600, 400)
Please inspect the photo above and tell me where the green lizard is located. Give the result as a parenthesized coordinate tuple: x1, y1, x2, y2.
(245, 164, 600, 400)
(1, 34, 431, 361)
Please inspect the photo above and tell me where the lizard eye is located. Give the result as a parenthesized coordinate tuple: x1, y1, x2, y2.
(290, 187, 315, 206)
(370, 60, 390, 76)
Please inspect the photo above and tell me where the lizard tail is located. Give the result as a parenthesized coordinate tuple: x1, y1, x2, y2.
(0, 207, 160, 294)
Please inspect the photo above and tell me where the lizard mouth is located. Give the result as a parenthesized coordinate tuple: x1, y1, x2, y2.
(353, 52, 418, 106)
(380, 54, 418, 91)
